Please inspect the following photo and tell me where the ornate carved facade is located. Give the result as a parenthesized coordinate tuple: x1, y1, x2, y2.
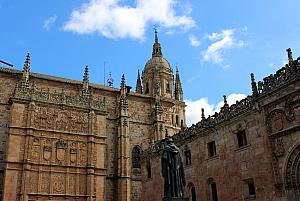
(0, 32, 185, 201)
(142, 49, 300, 201)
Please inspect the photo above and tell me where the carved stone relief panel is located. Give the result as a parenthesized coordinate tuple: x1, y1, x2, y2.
(69, 173, 77, 194)
(285, 94, 300, 121)
(27, 171, 38, 193)
(79, 174, 87, 194)
(40, 172, 50, 193)
(79, 142, 88, 165)
(33, 106, 89, 133)
(52, 173, 65, 194)
(274, 137, 285, 157)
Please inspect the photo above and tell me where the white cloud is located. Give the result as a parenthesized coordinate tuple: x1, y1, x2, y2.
(185, 93, 246, 126)
(43, 15, 57, 30)
(202, 29, 247, 65)
(189, 34, 200, 47)
(63, 0, 195, 40)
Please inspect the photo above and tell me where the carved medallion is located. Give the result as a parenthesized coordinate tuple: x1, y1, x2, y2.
(52, 174, 65, 194)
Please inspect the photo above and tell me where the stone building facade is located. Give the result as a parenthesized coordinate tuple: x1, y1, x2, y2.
(142, 49, 300, 201)
(0, 31, 186, 201)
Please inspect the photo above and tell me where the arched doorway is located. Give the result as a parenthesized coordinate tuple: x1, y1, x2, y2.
(285, 144, 300, 201)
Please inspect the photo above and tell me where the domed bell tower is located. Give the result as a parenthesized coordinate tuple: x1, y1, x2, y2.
(140, 30, 175, 99)
(135, 30, 186, 142)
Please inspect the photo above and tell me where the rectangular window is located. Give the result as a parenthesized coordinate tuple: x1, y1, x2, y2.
(248, 181, 256, 196)
(208, 141, 217, 157)
(237, 130, 247, 148)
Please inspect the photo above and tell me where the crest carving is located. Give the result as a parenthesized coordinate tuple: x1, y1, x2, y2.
(56, 139, 67, 161)
(31, 138, 41, 161)
(43, 146, 52, 161)
(267, 108, 285, 133)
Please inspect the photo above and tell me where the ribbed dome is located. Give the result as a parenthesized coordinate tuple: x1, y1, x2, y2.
(144, 56, 171, 72)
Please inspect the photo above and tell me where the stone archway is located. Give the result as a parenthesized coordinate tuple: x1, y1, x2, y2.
(285, 144, 300, 201)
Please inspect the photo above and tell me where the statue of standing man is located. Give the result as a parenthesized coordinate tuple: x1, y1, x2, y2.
(161, 138, 186, 200)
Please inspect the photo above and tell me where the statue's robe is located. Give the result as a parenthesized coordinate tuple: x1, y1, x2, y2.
(161, 143, 186, 198)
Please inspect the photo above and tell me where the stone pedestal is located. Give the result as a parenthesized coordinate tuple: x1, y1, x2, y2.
(163, 197, 189, 201)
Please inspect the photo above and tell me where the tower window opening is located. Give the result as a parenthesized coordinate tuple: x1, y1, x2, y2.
(145, 82, 149, 94)
(166, 81, 170, 93)
(176, 115, 179, 126)
(172, 115, 174, 125)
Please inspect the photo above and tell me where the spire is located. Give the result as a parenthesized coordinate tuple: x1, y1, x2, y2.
(82, 65, 89, 94)
(135, 69, 143, 93)
(155, 28, 159, 43)
(174, 65, 183, 100)
(201, 108, 205, 120)
(223, 95, 229, 108)
(250, 73, 258, 97)
(22, 53, 30, 81)
(152, 28, 163, 57)
(287, 48, 293, 63)
(120, 74, 126, 91)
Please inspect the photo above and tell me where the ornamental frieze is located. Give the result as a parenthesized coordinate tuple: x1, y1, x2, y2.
(33, 106, 89, 133)
(14, 82, 106, 111)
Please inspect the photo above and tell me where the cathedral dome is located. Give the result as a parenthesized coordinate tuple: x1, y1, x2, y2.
(144, 56, 172, 73)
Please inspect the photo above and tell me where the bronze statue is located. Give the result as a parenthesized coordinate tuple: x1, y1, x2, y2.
(161, 138, 186, 199)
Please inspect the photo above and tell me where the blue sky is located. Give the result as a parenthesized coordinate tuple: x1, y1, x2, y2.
(1, 0, 299, 125)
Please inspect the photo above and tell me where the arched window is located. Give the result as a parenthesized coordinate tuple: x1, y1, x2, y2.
(132, 146, 141, 168)
(191, 186, 196, 201)
(187, 183, 197, 201)
(211, 181, 218, 201)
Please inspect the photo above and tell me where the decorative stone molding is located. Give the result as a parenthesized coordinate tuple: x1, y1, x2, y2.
(14, 82, 106, 112)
